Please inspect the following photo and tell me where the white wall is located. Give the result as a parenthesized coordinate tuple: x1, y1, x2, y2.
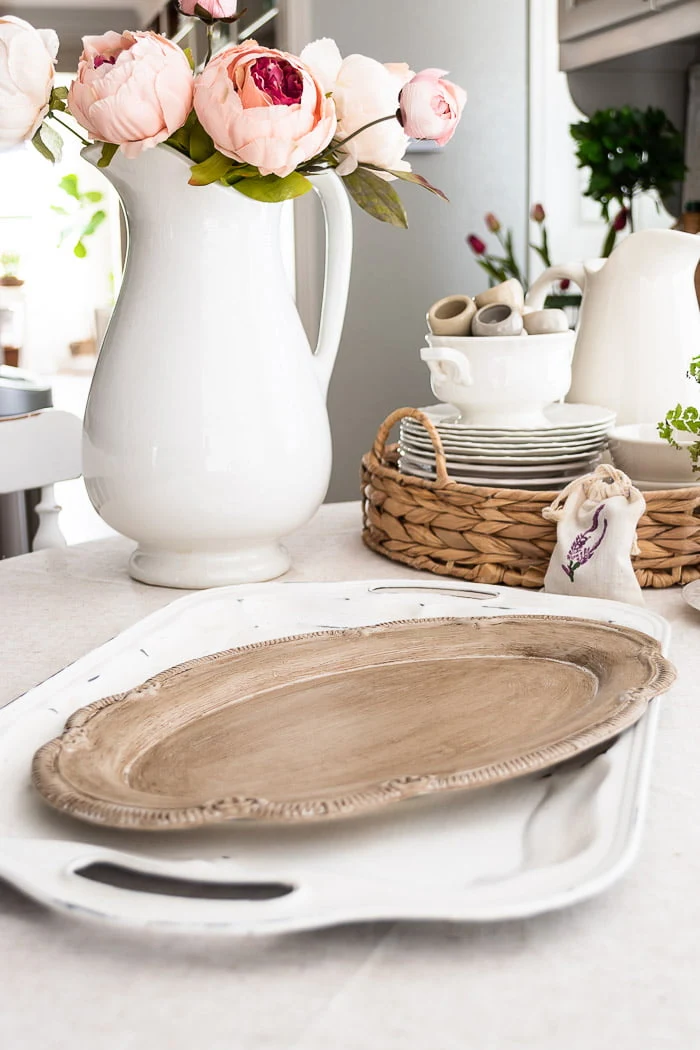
(300, 0, 529, 502)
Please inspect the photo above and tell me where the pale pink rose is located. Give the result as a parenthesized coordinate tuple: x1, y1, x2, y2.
(179, 0, 237, 18)
(0, 16, 58, 150)
(68, 31, 193, 159)
(301, 38, 413, 179)
(193, 42, 337, 179)
(399, 68, 466, 147)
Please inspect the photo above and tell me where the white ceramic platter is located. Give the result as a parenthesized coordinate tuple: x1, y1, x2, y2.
(0, 580, 671, 935)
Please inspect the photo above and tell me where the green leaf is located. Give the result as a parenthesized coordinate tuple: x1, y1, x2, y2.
(97, 142, 119, 169)
(73, 241, 87, 259)
(189, 120, 215, 164)
(59, 174, 80, 199)
(31, 123, 62, 164)
(183, 47, 195, 71)
(377, 168, 449, 202)
(342, 167, 408, 228)
(82, 209, 106, 238)
(49, 86, 68, 112)
(50, 205, 69, 215)
(233, 171, 313, 203)
(188, 151, 236, 186)
(84, 190, 104, 203)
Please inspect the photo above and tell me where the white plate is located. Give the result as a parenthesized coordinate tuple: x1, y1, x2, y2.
(399, 453, 600, 477)
(398, 461, 584, 488)
(403, 403, 616, 435)
(0, 580, 671, 934)
(400, 432, 607, 457)
(631, 478, 700, 491)
(682, 579, 700, 611)
(399, 442, 603, 467)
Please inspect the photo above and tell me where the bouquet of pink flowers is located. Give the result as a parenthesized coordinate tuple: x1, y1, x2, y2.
(0, 2, 466, 227)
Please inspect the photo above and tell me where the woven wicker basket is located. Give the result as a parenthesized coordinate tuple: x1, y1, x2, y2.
(361, 407, 700, 589)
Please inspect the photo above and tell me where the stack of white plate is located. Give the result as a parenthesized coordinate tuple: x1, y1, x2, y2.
(399, 403, 616, 489)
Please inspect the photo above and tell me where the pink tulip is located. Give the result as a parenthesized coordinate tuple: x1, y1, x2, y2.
(194, 42, 337, 179)
(179, 0, 238, 18)
(68, 31, 194, 159)
(399, 68, 466, 147)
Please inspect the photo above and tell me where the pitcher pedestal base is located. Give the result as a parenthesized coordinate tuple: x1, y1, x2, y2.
(128, 544, 292, 590)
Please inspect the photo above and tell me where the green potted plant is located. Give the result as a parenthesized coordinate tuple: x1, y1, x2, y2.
(52, 173, 106, 258)
(0, 252, 23, 287)
(658, 356, 700, 472)
(570, 105, 686, 257)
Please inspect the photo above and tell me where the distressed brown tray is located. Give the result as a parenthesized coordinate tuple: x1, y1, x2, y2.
(362, 407, 700, 589)
(32, 616, 674, 830)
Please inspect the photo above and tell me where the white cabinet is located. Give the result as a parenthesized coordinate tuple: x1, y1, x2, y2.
(560, 0, 700, 70)
(559, 0, 656, 43)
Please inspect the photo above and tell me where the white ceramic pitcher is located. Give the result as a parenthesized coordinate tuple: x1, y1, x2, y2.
(526, 229, 700, 425)
(82, 144, 352, 589)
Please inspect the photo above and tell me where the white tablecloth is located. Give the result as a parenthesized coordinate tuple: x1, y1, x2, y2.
(1, 502, 698, 1050)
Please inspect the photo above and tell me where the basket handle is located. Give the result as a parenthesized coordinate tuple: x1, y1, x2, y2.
(372, 407, 451, 486)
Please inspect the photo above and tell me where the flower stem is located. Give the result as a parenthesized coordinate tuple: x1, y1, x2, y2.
(49, 112, 91, 148)
(205, 24, 214, 66)
(332, 114, 399, 152)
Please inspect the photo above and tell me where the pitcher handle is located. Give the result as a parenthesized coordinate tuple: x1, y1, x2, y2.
(525, 263, 588, 311)
(307, 172, 354, 397)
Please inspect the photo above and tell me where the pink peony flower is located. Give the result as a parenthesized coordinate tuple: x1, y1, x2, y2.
(399, 68, 466, 147)
(301, 38, 413, 178)
(179, 0, 238, 18)
(0, 16, 58, 150)
(68, 31, 194, 159)
(193, 42, 337, 179)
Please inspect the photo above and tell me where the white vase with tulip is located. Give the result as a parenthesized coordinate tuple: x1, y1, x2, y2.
(0, 6, 466, 587)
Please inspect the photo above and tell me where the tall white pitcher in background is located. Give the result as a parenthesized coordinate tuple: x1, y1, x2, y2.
(82, 145, 353, 589)
(526, 229, 700, 424)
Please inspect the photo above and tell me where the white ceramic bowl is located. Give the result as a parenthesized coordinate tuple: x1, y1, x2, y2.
(421, 330, 576, 428)
(609, 423, 699, 483)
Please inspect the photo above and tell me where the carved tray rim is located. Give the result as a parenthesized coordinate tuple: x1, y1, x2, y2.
(31, 615, 676, 831)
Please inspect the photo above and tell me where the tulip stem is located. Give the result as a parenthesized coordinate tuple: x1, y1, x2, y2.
(49, 112, 91, 148)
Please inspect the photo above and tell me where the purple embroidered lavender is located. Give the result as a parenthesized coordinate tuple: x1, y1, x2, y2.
(562, 503, 608, 582)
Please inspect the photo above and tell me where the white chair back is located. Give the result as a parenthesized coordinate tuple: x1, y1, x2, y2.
(0, 409, 83, 551)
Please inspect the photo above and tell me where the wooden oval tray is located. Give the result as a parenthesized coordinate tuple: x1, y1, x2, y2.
(32, 616, 674, 831)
